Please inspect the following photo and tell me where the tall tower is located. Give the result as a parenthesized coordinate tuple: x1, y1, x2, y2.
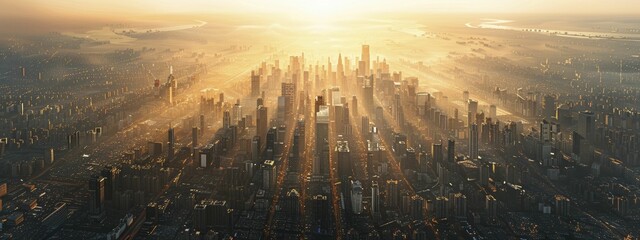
(256, 106, 268, 149)
(251, 71, 260, 97)
(89, 176, 106, 216)
(192, 126, 198, 153)
(336, 140, 351, 179)
(314, 106, 330, 176)
(361, 45, 370, 76)
(447, 139, 455, 163)
(432, 143, 443, 164)
(262, 160, 277, 191)
(577, 111, 595, 142)
(327, 57, 333, 84)
(469, 124, 478, 160)
(223, 110, 231, 129)
(337, 53, 344, 83)
(232, 100, 242, 126)
(371, 181, 380, 215)
(167, 126, 175, 161)
(468, 99, 478, 125)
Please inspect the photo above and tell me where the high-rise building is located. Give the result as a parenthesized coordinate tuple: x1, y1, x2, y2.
(434, 196, 449, 220)
(251, 71, 260, 97)
(192, 127, 198, 152)
(542, 95, 556, 119)
(447, 139, 455, 163)
(386, 179, 399, 208)
(89, 176, 106, 216)
(577, 111, 595, 142)
(284, 189, 300, 220)
(100, 166, 119, 201)
(336, 140, 351, 179)
(469, 124, 479, 160)
(167, 126, 175, 161)
(266, 127, 277, 160)
(554, 195, 570, 217)
(290, 130, 300, 172)
(256, 105, 268, 149)
(262, 160, 277, 191)
(223, 110, 231, 129)
(401, 147, 417, 170)
(251, 136, 260, 163)
(410, 195, 424, 220)
(371, 181, 380, 215)
(361, 116, 369, 139)
(312, 195, 330, 231)
(281, 82, 296, 117)
(232, 100, 242, 126)
(351, 96, 358, 116)
(468, 100, 478, 125)
(479, 162, 490, 187)
(485, 195, 497, 222)
(314, 95, 325, 117)
(432, 143, 443, 164)
(337, 53, 344, 82)
(361, 45, 370, 76)
(199, 114, 205, 135)
(453, 193, 467, 219)
(314, 105, 330, 176)
(351, 180, 363, 214)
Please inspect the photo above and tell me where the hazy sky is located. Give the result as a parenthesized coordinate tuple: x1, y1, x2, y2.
(3, 0, 640, 16)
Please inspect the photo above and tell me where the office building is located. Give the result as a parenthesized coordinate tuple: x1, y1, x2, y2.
(351, 180, 363, 214)
(89, 176, 106, 216)
(469, 123, 479, 160)
(262, 160, 276, 191)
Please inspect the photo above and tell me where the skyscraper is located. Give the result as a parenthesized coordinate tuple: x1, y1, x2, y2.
(371, 181, 380, 215)
(469, 123, 479, 160)
(89, 176, 106, 216)
(386, 179, 399, 208)
(336, 140, 351, 179)
(432, 143, 443, 165)
(486, 195, 497, 222)
(232, 100, 242, 126)
(192, 126, 198, 152)
(351, 180, 363, 214)
(453, 193, 467, 218)
(223, 110, 231, 129)
(361, 45, 370, 76)
(100, 166, 119, 201)
(251, 136, 260, 163)
(337, 53, 344, 82)
(312, 195, 330, 231)
(251, 71, 260, 97)
(542, 95, 556, 119)
(262, 160, 276, 191)
(447, 139, 455, 163)
(167, 126, 175, 161)
(577, 111, 595, 142)
(256, 105, 268, 149)
(468, 99, 478, 125)
(314, 105, 330, 176)
(285, 188, 300, 220)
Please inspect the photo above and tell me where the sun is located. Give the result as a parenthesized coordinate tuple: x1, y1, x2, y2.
(296, 0, 350, 23)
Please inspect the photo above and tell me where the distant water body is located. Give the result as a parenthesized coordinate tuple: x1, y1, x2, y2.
(466, 18, 640, 42)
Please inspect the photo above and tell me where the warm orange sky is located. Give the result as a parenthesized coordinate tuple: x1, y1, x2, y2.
(3, 0, 640, 16)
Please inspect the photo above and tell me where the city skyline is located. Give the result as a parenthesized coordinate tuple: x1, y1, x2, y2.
(0, 1, 639, 239)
